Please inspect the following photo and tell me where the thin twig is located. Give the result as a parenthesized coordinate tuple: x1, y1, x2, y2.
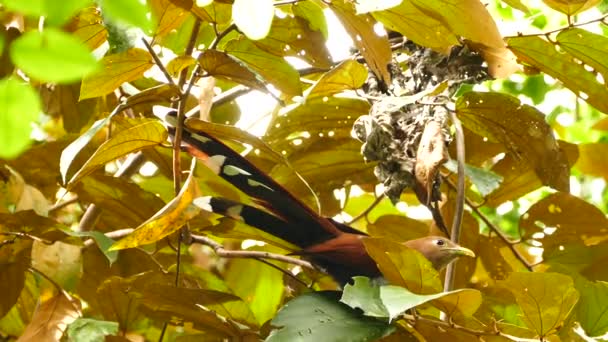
(28, 266, 81, 312)
(0, 231, 54, 245)
(443, 178, 533, 271)
(443, 108, 466, 292)
(503, 14, 608, 38)
(48, 196, 79, 213)
(190, 234, 316, 270)
(403, 315, 533, 340)
(141, 38, 175, 86)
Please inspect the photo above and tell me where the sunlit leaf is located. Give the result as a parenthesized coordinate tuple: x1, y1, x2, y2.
(372, 1, 458, 54)
(0, 78, 40, 159)
(110, 172, 201, 250)
(501, 272, 579, 337)
(198, 49, 268, 92)
(10, 28, 97, 83)
(31, 241, 82, 291)
(61, 229, 118, 265)
(330, 1, 392, 83)
(101, 0, 154, 33)
(1, 0, 91, 26)
(150, 0, 190, 41)
(166, 55, 196, 77)
(456, 92, 570, 192)
(224, 38, 302, 96)
(541, 0, 600, 15)
(520, 192, 608, 249)
(366, 215, 429, 242)
(507, 36, 608, 114)
(575, 277, 608, 337)
(501, 0, 530, 12)
(191, 1, 232, 25)
(354, 0, 402, 13)
(266, 291, 395, 342)
(18, 292, 81, 342)
(444, 160, 503, 197)
(232, 0, 274, 40)
(67, 318, 119, 342)
(306, 60, 368, 100)
(363, 238, 443, 294)
(67, 118, 168, 187)
(225, 246, 285, 325)
(80, 48, 154, 100)
(254, 15, 332, 68)
(64, 7, 107, 50)
(557, 28, 608, 81)
(292, 1, 328, 39)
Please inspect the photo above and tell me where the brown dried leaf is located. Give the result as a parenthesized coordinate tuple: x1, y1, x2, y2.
(17, 293, 81, 342)
(414, 120, 448, 205)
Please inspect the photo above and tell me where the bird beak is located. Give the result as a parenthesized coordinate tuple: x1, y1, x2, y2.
(446, 246, 475, 258)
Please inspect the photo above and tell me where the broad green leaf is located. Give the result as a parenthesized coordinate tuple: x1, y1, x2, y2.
(444, 160, 503, 197)
(198, 49, 268, 92)
(64, 7, 107, 50)
(507, 35, 608, 114)
(61, 229, 118, 264)
(363, 238, 443, 294)
(73, 174, 166, 229)
(67, 118, 167, 186)
(501, 0, 530, 12)
(575, 278, 608, 337)
(372, 1, 458, 54)
(18, 292, 81, 342)
(67, 318, 119, 342)
(150, 0, 190, 41)
(541, 0, 600, 15)
(101, 0, 154, 33)
(0, 78, 40, 159)
(519, 192, 608, 249)
(232, 0, 274, 40)
(340, 277, 391, 318)
(254, 15, 332, 68)
(10, 28, 97, 83)
(501, 272, 579, 338)
(575, 143, 608, 180)
(266, 291, 395, 342)
(1, 0, 91, 25)
(557, 28, 608, 84)
(292, 1, 328, 39)
(330, 1, 392, 83)
(0, 258, 27, 318)
(456, 92, 570, 192)
(80, 48, 154, 100)
(110, 172, 201, 250)
(224, 38, 302, 96)
(225, 246, 285, 325)
(138, 286, 251, 336)
(191, 1, 232, 25)
(306, 60, 368, 100)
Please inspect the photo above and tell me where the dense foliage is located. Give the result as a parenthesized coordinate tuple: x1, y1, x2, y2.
(1, 0, 608, 341)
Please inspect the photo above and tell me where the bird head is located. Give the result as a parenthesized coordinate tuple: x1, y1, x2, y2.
(404, 236, 475, 270)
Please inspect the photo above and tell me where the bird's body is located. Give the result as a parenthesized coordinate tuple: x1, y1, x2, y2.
(155, 107, 474, 285)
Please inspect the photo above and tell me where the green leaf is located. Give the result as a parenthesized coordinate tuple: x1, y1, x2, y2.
(61, 229, 118, 265)
(363, 238, 443, 294)
(501, 272, 579, 338)
(354, 0, 402, 13)
(198, 49, 268, 92)
(444, 160, 503, 197)
(507, 35, 608, 114)
(110, 171, 201, 250)
(67, 318, 118, 342)
(225, 246, 285, 325)
(557, 28, 608, 84)
(575, 277, 608, 337)
(266, 291, 395, 342)
(306, 60, 368, 100)
(292, 1, 328, 39)
(1, 0, 91, 25)
(101, 0, 154, 33)
(80, 48, 154, 100)
(225, 38, 302, 97)
(67, 118, 167, 187)
(10, 28, 97, 83)
(340, 277, 391, 319)
(541, 0, 600, 15)
(0, 78, 40, 159)
(232, 0, 274, 40)
(456, 92, 570, 192)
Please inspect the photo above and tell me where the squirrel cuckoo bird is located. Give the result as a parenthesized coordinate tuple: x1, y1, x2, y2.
(154, 107, 475, 285)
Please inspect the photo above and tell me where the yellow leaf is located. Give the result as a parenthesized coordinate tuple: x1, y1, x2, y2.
(110, 172, 202, 250)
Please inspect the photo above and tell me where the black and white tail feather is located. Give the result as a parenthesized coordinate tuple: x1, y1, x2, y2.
(153, 106, 357, 249)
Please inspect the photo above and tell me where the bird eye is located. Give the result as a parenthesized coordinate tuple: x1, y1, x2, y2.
(436, 239, 445, 246)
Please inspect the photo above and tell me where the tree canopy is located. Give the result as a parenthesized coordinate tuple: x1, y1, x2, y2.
(1, 0, 608, 341)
